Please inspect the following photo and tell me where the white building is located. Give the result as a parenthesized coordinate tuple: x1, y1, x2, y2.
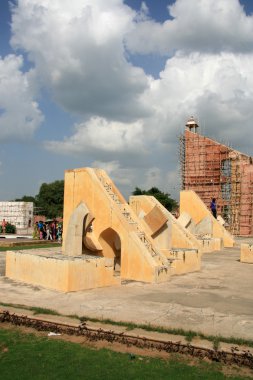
(0, 202, 33, 229)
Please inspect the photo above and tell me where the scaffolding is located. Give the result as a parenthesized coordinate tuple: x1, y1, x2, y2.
(179, 128, 253, 236)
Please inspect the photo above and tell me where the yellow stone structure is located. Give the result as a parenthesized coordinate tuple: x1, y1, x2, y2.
(179, 190, 234, 248)
(62, 168, 176, 284)
(129, 195, 201, 274)
(6, 169, 209, 292)
(6, 168, 170, 291)
(6, 247, 119, 292)
(240, 244, 253, 263)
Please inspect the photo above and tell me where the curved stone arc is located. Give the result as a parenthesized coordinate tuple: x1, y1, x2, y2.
(63, 201, 90, 256)
(83, 233, 103, 252)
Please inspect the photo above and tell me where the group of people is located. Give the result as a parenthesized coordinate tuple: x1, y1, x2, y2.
(33, 220, 62, 242)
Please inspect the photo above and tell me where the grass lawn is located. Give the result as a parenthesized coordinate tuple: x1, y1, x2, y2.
(0, 328, 250, 380)
(0, 243, 61, 252)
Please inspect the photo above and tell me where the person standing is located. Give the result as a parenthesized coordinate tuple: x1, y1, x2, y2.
(51, 220, 56, 240)
(46, 223, 52, 240)
(57, 223, 62, 243)
(210, 198, 217, 219)
(33, 222, 39, 239)
(1, 219, 7, 234)
(38, 221, 43, 240)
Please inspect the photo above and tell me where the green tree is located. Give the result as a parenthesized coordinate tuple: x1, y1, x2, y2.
(35, 180, 64, 218)
(132, 186, 178, 212)
(15, 195, 36, 203)
(5, 222, 16, 234)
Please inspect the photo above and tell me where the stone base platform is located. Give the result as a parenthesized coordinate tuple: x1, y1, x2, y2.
(198, 238, 223, 253)
(164, 248, 201, 275)
(5, 248, 120, 292)
(240, 243, 253, 263)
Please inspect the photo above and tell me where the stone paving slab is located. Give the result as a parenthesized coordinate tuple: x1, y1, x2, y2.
(0, 246, 252, 340)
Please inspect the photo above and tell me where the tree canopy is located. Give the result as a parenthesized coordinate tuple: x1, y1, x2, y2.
(16, 180, 64, 219)
(132, 186, 178, 212)
(15, 195, 36, 203)
(35, 180, 64, 218)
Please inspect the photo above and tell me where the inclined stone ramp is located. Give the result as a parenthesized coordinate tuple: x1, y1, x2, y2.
(62, 168, 171, 284)
(129, 195, 201, 274)
(180, 190, 235, 248)
(6, 168, 172, 292)
(94, 169, 171, 281)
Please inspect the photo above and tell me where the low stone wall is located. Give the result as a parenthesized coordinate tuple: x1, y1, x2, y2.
(240, 243, 253, 263)
(161, 248, 201, 275)
(199, 238, 223, 253)
(5, 249, 120, 292)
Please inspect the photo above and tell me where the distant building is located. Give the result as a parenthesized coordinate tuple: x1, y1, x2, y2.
(180, 117, 253, 236)
(0, 202, 33, 229)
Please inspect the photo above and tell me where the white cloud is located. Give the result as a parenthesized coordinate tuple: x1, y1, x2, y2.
(45, 117, 147, 157)
(141, 52, 253, 147)
(11, 0, 149, 121)
(91, 160, 136, 187)
(11, 0, 253, 149)
(134, 1, 150, 22)
(4, 0, 253, 198)
(92, 160, 120, 174)
(90, 161, 168, 197)
(44, 50, 253, 194)
(126, 0, 253, 55)
(0, 55, 43, 141)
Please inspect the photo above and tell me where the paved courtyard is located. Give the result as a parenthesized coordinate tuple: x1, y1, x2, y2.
(0, 243, 252, 340)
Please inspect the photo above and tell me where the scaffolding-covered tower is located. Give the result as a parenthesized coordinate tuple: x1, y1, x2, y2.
(180, 117, 253, 236)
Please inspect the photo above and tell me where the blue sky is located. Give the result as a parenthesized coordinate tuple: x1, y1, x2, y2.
(1, 0, 253, 201)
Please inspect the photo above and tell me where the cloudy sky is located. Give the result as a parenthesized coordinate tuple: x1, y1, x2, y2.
(1, 0, 253, 201)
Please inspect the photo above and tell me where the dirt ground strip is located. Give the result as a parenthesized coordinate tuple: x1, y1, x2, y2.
(1, 306, 253, 355)
(0, 240, 253, 341)
(1, 321, 253, 379)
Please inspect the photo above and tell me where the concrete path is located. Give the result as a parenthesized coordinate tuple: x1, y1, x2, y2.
(0, 246, 252, 340)
(0, 234, 33, 239)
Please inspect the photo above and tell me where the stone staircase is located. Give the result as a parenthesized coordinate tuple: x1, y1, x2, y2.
(130, 195, 201, 274)
(149, 196, 201, 252)
(94, 169, 170, 274)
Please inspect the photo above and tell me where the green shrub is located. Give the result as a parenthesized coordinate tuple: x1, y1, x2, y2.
(0, 226, 2, 233)
(5, 222, 16, 234)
